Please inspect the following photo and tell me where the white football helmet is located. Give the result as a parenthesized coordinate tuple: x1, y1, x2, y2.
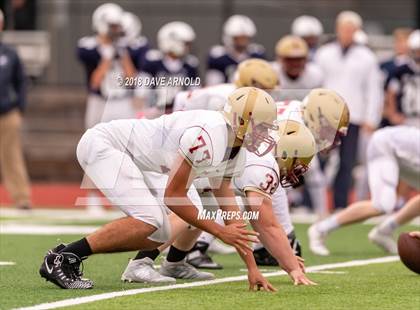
(122, 12, 142, 42)
(223, 15, 256, 46)
(157, 21, 196, 57)
(408, 29, 420, 50)
(92, 3, 124, 37)
(291, 15, 323, 37)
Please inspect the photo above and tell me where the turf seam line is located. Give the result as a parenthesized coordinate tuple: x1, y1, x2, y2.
(14, 256, 399, 310)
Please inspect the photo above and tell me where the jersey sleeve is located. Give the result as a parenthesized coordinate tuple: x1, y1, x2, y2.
(179, 126, 215, 168)
(239, 164, 280, 199)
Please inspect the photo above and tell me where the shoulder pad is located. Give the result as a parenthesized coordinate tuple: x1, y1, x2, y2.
(145, 49, 163, 62)
(248, 43, 265, 55)
(209, 45, 226, 58)
(179, 126, 215, 168)
(78, 36, 98, 49)
(185, 55, 199, 68)
(129, 36, 149, 49)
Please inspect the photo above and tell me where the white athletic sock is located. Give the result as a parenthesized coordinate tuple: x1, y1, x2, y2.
(377, 216, 398, 235)
(317, 215, 339, 234)
(253, 242, 264, 251)
(197, 231, 216, 245)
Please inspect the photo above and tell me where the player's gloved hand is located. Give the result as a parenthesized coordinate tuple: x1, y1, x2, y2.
(217, 223, 259, 255)
(248, 269, 277, 292)
(289, 269, 317, 286)
(409, 231, 420, 239)
(99, 44, 116, 60)
(115, 37, 129, 57)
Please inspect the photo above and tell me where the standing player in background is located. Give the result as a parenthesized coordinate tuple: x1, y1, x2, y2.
(77, 3, 143, 213)
(272, 35, 327, 219)
(206, 15, 265, 85)
(384, 29, 420, 128)
(314, 11, 383, 210)
(0, 8, 31, 210)
(380, 28, 412, 127)
(308, 126, 420, 256)
(137, 21, 198, 114)
(291, 15, 324, 61)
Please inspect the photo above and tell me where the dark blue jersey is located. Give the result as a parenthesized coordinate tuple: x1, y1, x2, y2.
(387, 62, 420, 118)
(206, 44, 265, 83)
(141, 50, 200, 110)
(77, 36, 149, 96)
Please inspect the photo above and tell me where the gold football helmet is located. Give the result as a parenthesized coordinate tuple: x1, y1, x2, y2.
(234, 58, 279, 90)
(224, 87, 278, 156)
(302, 88, 350, 152)
(275, 120, 316, 187)
(275, 35, 309, 58)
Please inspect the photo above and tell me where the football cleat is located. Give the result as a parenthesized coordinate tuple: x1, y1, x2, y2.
(288, 231, 303, 257)
(160, 259, 215, 280)
(39, 252, 93, 289)
(186, 250, 223, 270)
(253, 247, 278, 266)
(308, 224, 330, 256)
(368, 227, 398, 254)
(121, 258, 176, 283)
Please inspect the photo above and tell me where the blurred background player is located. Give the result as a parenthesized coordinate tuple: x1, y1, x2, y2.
(309, 125, 420, 256)
(384, 29, 420, 128)
(314, 10, 383, 210)
(291, 15, 324, 61)
(206, 15, 265, 85)
(77, 3, 141, 213)
(271, 35, 327, 218)
(137, 21, 198, 114)
(380, 28, 412, 127)
(0, 8, 31, 210)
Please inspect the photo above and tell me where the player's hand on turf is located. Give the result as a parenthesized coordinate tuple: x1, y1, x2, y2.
(248, 270, 277, 292)
(409, 231, 420, 239)
(289, 269, 317, 286)
(218, 223, 259, 255)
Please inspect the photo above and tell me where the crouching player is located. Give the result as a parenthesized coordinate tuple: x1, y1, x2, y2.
(39, 87, 278, 291)
(309, 125, 420, 256)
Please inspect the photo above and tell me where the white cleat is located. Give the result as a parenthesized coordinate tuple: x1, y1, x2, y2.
(208, 240, 236, 254)
(159, 259, 215, 280)
(368, 227, 398, 254)
(121, 258, 176, 283)
(308, 224, 330, 256)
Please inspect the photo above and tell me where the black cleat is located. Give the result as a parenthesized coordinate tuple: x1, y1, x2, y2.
(186, 250, 223, 270)
(253, 232, 302, 266)
(39, 252, 93, 289)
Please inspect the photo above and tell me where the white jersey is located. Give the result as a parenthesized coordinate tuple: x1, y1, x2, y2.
(92, 109, 246, 178)
(276, 100, 304, 124)
(368, 125, 420, 180)
(272, 62, 323, 90)
(173, 84, 236, 112)
(232, 152, 294, 235)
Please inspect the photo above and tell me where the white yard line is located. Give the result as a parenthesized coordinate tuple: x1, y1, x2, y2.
(15, 256, 399, 310)
(0, 224, 99, 235)
(0, 261, 16, 266)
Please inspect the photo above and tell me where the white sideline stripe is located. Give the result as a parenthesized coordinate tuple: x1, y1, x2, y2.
(15, 256, 399, 310)
(0, 224, 98, 235)
(0, 261, 16, 266)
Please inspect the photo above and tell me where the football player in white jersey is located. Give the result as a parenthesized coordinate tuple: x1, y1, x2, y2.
(174, 58, 279, 112)
(308, 125, 420, 256)
(39, 87, 279, 291)
(272, 35, 323, 92)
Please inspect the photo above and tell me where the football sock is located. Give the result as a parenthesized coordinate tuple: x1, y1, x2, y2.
(190, 241, 210, 254)
(61, 238, 92, 259)
(134, 249, 160, 261)
(166, 246, 189, 262)
(377, 217, 398, 235)
(317, 215, 339, 234)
